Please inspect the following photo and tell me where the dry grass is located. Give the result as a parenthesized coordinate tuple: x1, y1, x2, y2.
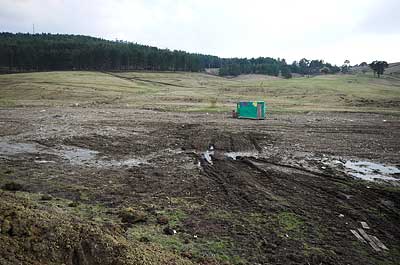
(1, 71, 400, 113)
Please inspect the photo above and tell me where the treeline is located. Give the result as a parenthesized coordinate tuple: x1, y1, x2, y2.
(0, 33, 221, 72)
(0, 33, 340, 77)
(219, 58, 340, 78)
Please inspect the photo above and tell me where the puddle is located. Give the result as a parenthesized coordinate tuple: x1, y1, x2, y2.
(0, 142, 41, 155)
(225, 152, 259, 160)
(337, 160, 400, 182)
(95, 158, 148, 167)
(0, 140, 149, 168)
(59, 146, 149, 167)
(60, 145, 99, 165)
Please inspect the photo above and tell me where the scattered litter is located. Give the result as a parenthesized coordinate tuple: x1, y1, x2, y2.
(339, 214, 344, 218)
(361, 221, 370, 229)
(202, 145, 215, 165)
(203, 150, 214, 164)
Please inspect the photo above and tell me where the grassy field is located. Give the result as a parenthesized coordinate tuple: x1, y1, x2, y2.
(1, 71, 400, 113)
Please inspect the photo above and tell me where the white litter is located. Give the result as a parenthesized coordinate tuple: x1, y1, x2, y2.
(361, 221, 370, 229)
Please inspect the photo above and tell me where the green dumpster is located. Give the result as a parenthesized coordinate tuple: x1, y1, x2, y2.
(236, 101, 266, 119)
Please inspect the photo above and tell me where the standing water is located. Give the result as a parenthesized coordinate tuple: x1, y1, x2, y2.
(340, 160, 400, 181)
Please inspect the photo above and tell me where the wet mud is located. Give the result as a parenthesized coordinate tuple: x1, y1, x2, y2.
(1, 107, 400, 264)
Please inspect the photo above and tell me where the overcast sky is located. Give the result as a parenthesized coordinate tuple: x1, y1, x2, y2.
(1, 0, 399, 65)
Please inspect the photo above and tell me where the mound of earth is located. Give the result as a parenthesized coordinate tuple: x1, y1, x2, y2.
(0, 191, 192, 265)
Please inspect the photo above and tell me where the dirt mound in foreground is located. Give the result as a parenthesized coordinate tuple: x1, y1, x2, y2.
(0, 191, 192, 265)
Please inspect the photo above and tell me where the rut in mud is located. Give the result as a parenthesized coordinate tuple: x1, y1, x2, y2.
(198, 152, 400, 264)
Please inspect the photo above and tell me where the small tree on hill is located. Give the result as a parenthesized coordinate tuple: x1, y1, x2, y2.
(298, 58, 310, 76)
(369, 61, 388, 78)
(341, 60, 350, 74)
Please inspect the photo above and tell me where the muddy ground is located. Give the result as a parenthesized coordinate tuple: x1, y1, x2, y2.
(1, 107, 400, 265)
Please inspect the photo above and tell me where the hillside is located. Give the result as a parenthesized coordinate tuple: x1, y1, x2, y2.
(0, 71, 399, 113)
(386, 62, 400, 78)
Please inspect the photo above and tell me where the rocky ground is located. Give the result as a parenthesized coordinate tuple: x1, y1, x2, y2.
(1, 107, 399, 265)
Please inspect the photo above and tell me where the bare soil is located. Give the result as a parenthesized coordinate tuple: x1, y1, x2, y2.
(1, 107, 400, 265)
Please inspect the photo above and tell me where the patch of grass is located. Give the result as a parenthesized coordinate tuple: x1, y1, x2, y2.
(128, 224, 244, 264)
(158, 208, 188, 226)
(168, 197, 205, 210)
(0, 99, 16, 106)
(0, 190, 193, 265)
(127, 208, 245, 264)
(15, 190, 115, 224)
(207, 209, 272, 230)
(276, 211, 304, 234)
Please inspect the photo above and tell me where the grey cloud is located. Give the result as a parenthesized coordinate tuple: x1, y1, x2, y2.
(0, 0, 399, 64)
(359, 0, 400, 34)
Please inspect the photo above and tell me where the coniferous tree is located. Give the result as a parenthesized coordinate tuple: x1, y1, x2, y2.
(0, 32, 341, 76)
